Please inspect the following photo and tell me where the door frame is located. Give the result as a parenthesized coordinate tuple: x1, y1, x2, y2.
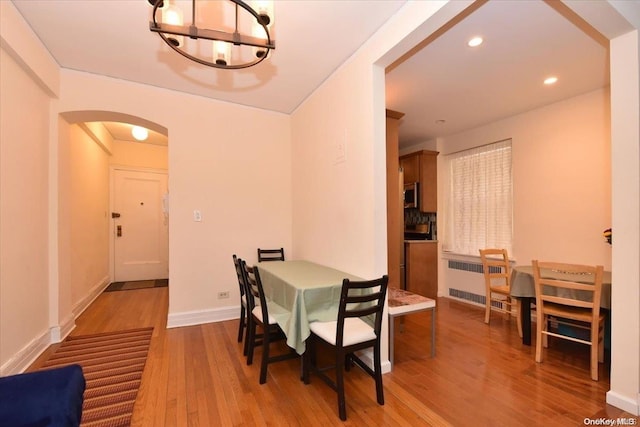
(109, 165, 169, 283)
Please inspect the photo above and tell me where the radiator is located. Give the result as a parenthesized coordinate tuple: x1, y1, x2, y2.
(447, 260, 505, 308)
(447, 260, 501, 274)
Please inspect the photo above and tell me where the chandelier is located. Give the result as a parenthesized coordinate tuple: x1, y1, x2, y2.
(148, 0, 275, 70)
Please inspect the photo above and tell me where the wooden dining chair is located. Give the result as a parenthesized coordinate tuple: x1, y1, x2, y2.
(479, 248, 522, 337)
(241, 260, 298, 384)
(532, 260, 605, 381)
(257, 247, 285, 262)
(302, 275, 389, 421)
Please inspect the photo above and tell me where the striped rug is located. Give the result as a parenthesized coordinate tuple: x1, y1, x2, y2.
(40, 327, 153, 427)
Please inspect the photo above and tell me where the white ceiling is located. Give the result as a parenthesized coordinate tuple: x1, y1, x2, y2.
(385, 0, 609, 148)
(12, 0, 609, 149)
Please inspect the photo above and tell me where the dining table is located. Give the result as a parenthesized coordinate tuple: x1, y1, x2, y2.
(510, 265, 612, 345)
(256, 260, 363, 355)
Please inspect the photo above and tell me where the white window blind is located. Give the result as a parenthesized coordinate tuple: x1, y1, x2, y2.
(444, 139, 513, 255)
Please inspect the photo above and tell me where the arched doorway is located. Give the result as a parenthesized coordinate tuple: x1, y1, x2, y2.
(59, 111, 169, 312)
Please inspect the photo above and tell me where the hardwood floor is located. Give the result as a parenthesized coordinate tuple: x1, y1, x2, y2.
(30, 288, 636, 426)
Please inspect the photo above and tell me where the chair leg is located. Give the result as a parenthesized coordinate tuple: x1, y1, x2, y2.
(302, 334, 313, 385)
(243, 315, 251, 356)
(373, 343, 384, 406)
(259, 325, 271, 384)
(247, 319, 257, 366)
(237, 305, 246, 343)
(336, 349, 347, 421)
(590, 324, 599, 381)
(484, 294, 491, 324)
(535, 313, 544, 363)
(598, 320, 605, 363)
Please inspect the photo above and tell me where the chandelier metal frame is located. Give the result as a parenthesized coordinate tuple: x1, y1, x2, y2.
(148, 0, 275, 70)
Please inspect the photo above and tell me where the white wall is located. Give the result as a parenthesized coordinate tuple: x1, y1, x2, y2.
(438, 88, 612, 297)
(111, 140, 168, 170)
(608, 26, 640, 415)
(67, 124, 111, 307)
(0, 46, 52, 372)
(55, 70, 292, 326)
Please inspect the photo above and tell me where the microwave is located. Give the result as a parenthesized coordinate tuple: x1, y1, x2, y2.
(404, 182, 419, 209)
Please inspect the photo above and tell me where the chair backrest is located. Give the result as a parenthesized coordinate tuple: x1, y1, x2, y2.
(241, 260, 269, 321)
(232, 254, 246, 299)
(336, 275, 389, 347)
(532, 260, 604, 320)
(479, 248, 511, 290)
(257, 248, 285, 262)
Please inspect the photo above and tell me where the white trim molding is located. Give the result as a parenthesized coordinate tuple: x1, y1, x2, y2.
(73, 275, 110, 319)
(606, 391, 640, 416)
(167, 305, 240, 329)
(0, 329, 50, 376)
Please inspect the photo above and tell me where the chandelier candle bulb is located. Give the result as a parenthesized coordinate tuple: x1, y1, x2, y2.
(252, 22, 267, 58)
(161, 2, 184, 47)
(214, 41, 231, 66)
(253, 0, 274, 26)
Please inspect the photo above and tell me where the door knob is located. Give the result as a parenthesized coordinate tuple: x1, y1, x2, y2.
(111, 212, 121, 218)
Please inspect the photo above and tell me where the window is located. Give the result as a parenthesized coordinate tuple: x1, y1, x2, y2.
(443, 139, 512, 255)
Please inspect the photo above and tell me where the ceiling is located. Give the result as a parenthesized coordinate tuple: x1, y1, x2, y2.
(12, 0, 609, 149)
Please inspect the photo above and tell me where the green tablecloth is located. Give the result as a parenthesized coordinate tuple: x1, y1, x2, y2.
(510, 265, 612, 309)
(257, 260, 363, 354)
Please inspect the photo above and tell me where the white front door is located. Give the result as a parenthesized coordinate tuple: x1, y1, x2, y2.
(113, 169, 169, 282)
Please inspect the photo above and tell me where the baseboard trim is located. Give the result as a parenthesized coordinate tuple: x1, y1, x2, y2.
(73, 275, 110, 318)
(1, 276, 109, 376)
(0, 329, 50, 376)
(606, 390, 640, 416)
(167, 305, 240, 329)
(49, 313, 76, 343)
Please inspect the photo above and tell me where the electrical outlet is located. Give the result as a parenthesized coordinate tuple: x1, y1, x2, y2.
(218, 291, 230, 299)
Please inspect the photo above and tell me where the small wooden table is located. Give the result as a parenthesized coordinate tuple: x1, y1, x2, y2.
(388, 288, 436, 367)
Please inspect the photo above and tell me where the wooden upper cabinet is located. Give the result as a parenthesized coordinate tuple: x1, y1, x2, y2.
(400, 155, 419, 184)
(400, 150, 438, 212)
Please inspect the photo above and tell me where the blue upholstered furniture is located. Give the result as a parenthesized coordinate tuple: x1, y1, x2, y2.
(0, 364, 85, 427)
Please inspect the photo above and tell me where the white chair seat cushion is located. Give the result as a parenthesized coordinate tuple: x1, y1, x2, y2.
(242, 295, 259, 308)
(309, 318, 376, 347)
(252, 306, 277, 325)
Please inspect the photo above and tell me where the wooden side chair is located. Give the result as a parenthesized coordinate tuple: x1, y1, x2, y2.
(232, 255, 247, 343)
(532, 260, 605, 381)
(257, 247, 285, 262)
(302, 275, 389, 421)
(479, 248, 522, 337)
(232, 255, 250, 354)
(241, 260, 298, 384)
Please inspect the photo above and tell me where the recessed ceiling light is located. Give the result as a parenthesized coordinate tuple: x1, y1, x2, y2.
(131, 126, 149, 141)
(544, 76, 558, 85)
(467, 37, 483, 47)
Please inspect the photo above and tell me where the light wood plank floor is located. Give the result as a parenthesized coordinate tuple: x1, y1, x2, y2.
(30, 287, 636, 426)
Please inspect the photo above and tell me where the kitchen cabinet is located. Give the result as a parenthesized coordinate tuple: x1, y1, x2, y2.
(405, 240, 438, 299)
(400, 150, 438, 212)
(400, 154, 419, 184)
